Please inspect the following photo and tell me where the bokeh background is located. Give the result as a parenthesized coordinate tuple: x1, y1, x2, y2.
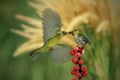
(0, 0, 120, 80)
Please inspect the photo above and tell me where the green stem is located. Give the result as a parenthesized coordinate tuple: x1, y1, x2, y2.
(108, 35, 115, 80)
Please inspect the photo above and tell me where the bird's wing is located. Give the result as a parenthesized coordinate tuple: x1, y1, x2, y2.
(42, 8, 62, 42)
(49, 44, 72, 64)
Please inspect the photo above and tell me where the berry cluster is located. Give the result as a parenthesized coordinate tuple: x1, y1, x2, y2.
(70, 46, 88, 80)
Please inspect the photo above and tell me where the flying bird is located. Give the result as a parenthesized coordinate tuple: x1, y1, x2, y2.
(29, 8, 91, 63)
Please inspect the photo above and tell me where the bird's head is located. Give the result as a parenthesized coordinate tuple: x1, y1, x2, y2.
(69, 29, 91, 46)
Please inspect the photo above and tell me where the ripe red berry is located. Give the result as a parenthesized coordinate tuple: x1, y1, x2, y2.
(73, 77, 78, 80)
(73, 46, 79, 51)
(74, 65, 80, 70)
(71, 69, 77, 75)
(78, 60, 84, 64)
(82, 71, 88, 77)
(70, 50, 76, 56)
(75, 52, 81, 58)
(81, 66, 87, 71)
(76, 72, 81, 77)
(72, 57, 78, 64)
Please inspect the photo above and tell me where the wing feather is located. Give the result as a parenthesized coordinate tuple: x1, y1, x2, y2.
(49, 44, 72, 64)
(42, 8, 62, 42)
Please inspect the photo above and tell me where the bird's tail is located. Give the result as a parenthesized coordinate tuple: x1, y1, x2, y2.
(29, 48, 40, 60)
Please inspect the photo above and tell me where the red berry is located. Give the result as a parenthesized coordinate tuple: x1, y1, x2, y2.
(74, 65, 80, 70)
(79, 47, 85, 54)
(72, 57, 78, 64)
(71, 69, 77, 75)
(70, 50, 76, 56)
(76, 72, 81, 77)
(73, 46, 79, 51)
(82, 71, 88, 77)
(73, 77, 78, 80)
(78, 60, 84, 64)
(75, 52, 81, 58)
(81, 66, 87, 71)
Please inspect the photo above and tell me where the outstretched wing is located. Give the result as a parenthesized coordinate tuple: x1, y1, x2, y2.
(42, 8, 62, 42)
(49, 44, 72, 64)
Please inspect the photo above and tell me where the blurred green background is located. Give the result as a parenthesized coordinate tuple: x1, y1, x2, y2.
(0, 0, 74, 80)
(0, 0, 120, 80)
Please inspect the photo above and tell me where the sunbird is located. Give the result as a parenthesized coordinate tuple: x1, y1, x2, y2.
(30, 8, 91, 63)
